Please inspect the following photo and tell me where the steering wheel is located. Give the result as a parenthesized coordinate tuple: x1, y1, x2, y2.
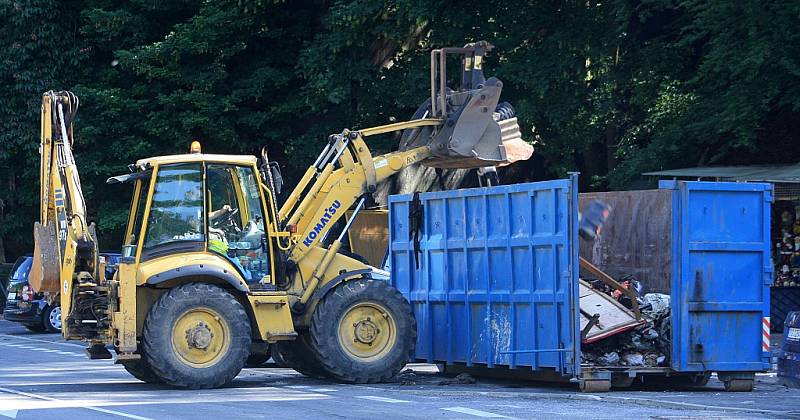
(212, 208, 240, 229)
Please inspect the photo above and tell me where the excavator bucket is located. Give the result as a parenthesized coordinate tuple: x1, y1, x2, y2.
(30, 221, 61, 293)
(399, 41, 533, 169)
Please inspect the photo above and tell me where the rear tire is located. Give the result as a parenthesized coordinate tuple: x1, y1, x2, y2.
(142, 283, 251, 389)
(309, 278, 416, 383)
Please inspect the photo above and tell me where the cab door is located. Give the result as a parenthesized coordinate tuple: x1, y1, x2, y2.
(206, 164, 273, 286)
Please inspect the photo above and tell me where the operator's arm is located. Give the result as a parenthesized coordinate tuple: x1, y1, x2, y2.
(209, 204, 232, 222)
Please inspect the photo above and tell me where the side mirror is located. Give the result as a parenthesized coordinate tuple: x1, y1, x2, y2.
(269, 162, 283, 195)
(260, 146, 283, 196)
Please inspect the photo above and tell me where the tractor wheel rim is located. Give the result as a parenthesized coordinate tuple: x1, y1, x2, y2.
(50, 306, 61, 330)
(171, 307, 231, 368)
(337, 302, 396, 362)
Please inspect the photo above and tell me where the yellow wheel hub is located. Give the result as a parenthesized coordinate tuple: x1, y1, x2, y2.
(338, 302, 397, 362)
(171, 307, 230, 368)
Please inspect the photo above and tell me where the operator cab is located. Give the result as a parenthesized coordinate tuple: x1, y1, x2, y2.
(108, 148, 276, 287)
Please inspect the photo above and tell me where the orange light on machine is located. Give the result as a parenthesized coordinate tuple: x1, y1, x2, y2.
(190, 141, 202, 154)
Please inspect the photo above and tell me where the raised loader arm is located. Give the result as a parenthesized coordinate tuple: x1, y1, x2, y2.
(280, 120, 439, 261)
(280, 41, 533, 264)
(278, 42, 532, 313)
(277, 121, 439, 312)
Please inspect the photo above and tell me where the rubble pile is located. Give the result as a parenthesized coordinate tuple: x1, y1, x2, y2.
(582, 293, 672, 367)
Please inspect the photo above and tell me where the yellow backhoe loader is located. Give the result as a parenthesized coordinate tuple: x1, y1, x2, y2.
(29, 41, 532, 389)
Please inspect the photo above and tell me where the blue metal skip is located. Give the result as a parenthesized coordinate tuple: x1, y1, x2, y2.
(389, 175, 580, 375)
(389, 177, 771, 379)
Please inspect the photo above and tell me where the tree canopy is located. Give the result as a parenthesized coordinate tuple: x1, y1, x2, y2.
(1, 0, 798, 259)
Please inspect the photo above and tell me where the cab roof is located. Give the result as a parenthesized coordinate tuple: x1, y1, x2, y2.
(137, 153, 257, 167)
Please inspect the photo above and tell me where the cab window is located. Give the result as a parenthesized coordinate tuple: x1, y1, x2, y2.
(128, 176, 152, 246)
(206, 164, 270, 284)
(236, 166, 265, 227)
(143, 163, 205, 250)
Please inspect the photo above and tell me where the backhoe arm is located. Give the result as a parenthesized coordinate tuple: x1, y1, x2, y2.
(30, 91, 104, 341)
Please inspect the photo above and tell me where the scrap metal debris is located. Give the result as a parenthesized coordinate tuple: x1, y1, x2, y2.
(580, 257, 642, 319)
(622, 352, 645, 366)
(597, 351, 620, 365)
(581, 293, 671, 367)
(579, 259, 647, 344)
(579, 280, 645, 343)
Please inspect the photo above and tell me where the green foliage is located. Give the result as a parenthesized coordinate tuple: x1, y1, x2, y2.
(0, 0, 83, 258)
(0, 0, 798, 258)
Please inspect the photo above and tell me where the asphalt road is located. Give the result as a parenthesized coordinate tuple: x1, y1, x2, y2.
(0, 320, 797, 420)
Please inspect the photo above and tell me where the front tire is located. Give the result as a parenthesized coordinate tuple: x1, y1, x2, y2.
(142, 283, 251, 389)
(309, 278, 416, 383)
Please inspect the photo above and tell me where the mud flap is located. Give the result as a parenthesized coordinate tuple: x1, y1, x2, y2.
(30, 221, 61, 293)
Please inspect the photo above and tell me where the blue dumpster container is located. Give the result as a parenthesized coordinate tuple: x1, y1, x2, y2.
(389, 175, 772, 391)
(778, 311, 800, 388)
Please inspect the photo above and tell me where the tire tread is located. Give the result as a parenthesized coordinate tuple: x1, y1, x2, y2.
(308, 279, 416, 383)
(141, 283, 250, 389)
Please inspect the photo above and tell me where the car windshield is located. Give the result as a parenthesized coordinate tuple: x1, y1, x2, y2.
(10, 257, 32, 282)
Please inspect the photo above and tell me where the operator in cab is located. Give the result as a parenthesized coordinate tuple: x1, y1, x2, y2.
(209, 204, 234, 223)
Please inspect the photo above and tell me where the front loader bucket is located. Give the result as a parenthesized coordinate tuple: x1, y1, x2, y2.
(399, 42, 533, 169)
(30, 221, 61, 293)
(399, 88, 533, 169)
